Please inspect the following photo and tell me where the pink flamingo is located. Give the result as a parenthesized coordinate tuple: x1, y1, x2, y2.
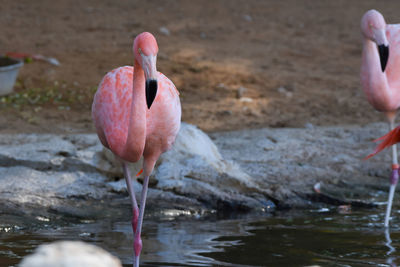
(92, 32, 181, 266)
(361, 10, 400, 227)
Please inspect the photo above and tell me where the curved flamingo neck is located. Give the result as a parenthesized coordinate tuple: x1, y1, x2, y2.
(122, 61, 147, 162)
(361, 38, 392, 111)
(362, 39, 385, 80)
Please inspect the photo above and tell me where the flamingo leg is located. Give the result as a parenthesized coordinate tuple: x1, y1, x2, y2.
(385, 227, 396, 256)
(122, 162, 140, 264)
(385, 118, 399, 227)
(133, 175, 150, 267)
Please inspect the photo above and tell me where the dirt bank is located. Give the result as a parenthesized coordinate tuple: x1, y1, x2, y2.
(1, 0, 399, 133)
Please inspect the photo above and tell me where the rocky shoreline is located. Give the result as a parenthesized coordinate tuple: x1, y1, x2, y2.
(0, 122, 395, 220)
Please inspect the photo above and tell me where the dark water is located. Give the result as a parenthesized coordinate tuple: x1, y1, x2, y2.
(1, 208, 400, 267)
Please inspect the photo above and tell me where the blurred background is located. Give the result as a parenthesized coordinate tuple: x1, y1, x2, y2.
(1, 0, 399, 135)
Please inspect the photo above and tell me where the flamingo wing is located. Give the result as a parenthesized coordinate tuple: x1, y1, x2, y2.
(92, 66, 133, 156)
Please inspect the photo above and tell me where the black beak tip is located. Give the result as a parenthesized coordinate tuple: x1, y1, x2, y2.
(378, 44, 389, 72)
(146, 79, 158, 109)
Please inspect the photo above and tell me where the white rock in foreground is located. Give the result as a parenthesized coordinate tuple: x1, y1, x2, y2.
(19, 241, 122, 267)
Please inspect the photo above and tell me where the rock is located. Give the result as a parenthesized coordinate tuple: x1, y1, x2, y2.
(211, 123, 391, 208)
(159, 26, 170, 36)
(236, 86, 247, 99)
(0, 122, 395, 218)
(243, 14, 252, 22)
(304, 122, 314, 129)
(105, 123, 266, 212)
(216, 83, 226, 89)
(239, 97, 253, 103)
(0, 123, 266, 219)
(19, 241, 122, 267)
(277, 86, 293, 98)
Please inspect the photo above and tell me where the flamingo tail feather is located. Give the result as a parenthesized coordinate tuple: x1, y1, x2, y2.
(366, 126, 400, 159)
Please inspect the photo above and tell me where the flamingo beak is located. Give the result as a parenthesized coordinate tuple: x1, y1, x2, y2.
(145, 79, 157, 109)
(378, 44, 389, 72)
(374, 28, 389, 72)
(141, 53, 158, 109)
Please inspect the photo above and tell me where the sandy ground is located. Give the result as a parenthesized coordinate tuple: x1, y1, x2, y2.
(1, 0, 400, 134)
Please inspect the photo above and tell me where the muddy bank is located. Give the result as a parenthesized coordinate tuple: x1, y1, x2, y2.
(1, 1, 398, 134)
(0, 122, 394, 220)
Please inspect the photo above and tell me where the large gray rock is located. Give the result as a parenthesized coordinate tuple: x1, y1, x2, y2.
(0, 122, 394, 219)
(105, 123, 270, 212)
(211, 123, 393, 208)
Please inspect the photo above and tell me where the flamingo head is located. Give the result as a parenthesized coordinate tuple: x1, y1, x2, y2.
(361, 9, 389, 72)
(133, 32, 159, 109)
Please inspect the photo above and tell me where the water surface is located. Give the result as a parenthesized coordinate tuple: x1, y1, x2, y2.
(1, 209, 400, 267)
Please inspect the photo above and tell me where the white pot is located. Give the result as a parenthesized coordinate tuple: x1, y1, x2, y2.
(0, 57, 23, 96)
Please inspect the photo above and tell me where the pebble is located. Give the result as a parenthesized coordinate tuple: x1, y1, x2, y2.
(159, 26, 170, 36)
(240, 97, 253, 103)
(237, 86, 247, 98)
(243, 14, 253, 22)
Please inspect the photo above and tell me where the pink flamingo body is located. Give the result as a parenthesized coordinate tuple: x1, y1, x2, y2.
(361, 10, 400, 227)
(93, 66, 181, 165)
(92, 32, 181, 266)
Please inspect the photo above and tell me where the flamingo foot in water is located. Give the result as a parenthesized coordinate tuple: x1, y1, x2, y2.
(385, 166, 399, 227)
(133, 175, 150, 267)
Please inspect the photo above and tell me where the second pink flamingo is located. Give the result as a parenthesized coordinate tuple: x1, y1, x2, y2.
(361, 10, 400, 227)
